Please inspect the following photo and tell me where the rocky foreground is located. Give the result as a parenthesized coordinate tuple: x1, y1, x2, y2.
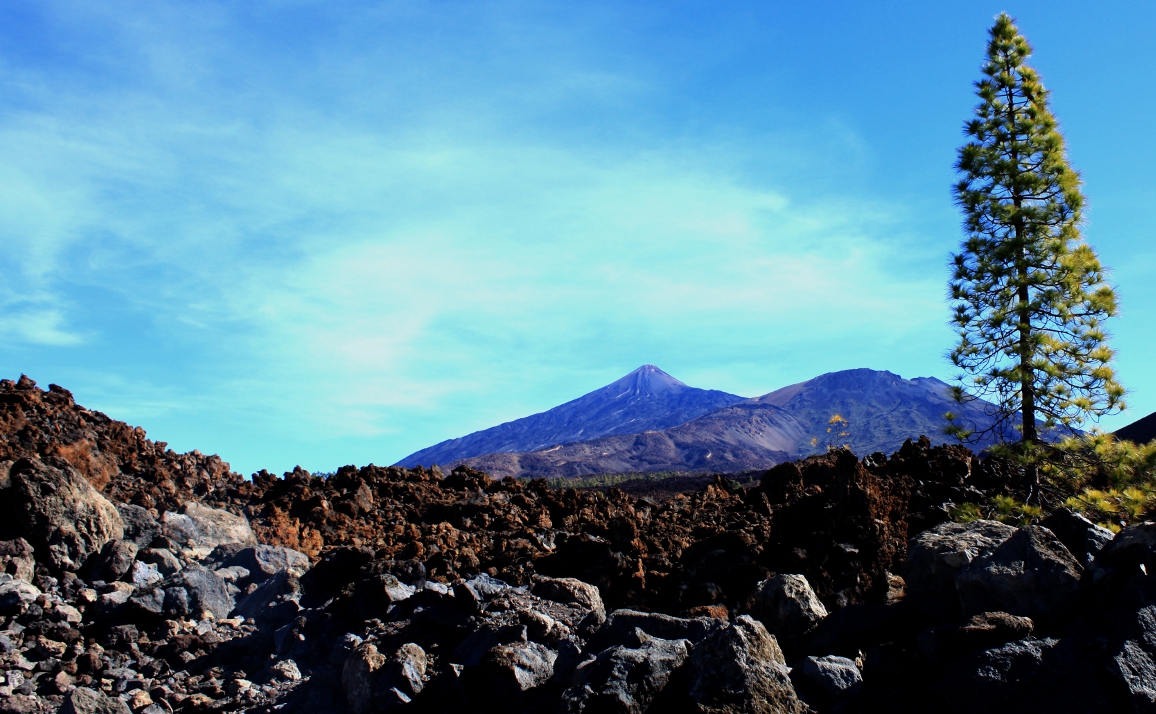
(2, 376, 1156, 713)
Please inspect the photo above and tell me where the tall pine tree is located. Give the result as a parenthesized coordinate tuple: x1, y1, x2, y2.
(948, 14, 1124, 458)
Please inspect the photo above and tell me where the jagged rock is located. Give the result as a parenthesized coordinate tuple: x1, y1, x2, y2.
(130, 560, 162, 588)
(794, 655, 862, 702)
(753, 574, 827, 650)
(115, 504, 160, 549)
(453, 623, 529, 667)
(453, 572, 509, 611)
(342, 642, 427, 713)
(480, 640, 556, 693)
(687, 615, 806, 714)
(161, 502, 256, 560)
(216, 545, 309, 584)
(136, 548, 181, 577)
(1097, 522, 1156, 573)
(1040, 508, 1113, 569)
(919, 611, 1034, 663)
(1111, 638, 1156, 711)
(939, 637, 1111, 714)
(4, 458, 124, 572)
(161, 563, 233, 619)
(232, 571, 301, 627)
(0, 538, 36, 581)
(905, 520, 1016, 622)
(563, 628, 688, 713)
(59, 686, 132, 714)
(90, 540, 139, 582)
(533, 577, 606, 620)
(355, 573, 415, 619)
(589, 609, 715, 652)
(955, 526, 1083, 622)
(0, 575, 41, 616)
(269, 658, 302, 681)
(343, 643, 387, 714)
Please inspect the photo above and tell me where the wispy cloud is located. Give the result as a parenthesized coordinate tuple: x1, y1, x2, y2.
(13, 0, 1150, 473)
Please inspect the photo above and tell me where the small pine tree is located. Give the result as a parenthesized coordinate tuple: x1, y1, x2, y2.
(947, 14, 1124, 464)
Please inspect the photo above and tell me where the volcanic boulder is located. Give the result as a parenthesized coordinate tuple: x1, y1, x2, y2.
(1, 458, 124, 573)
(904, 520, 1016, 623)
(954, 526, 1083, 623)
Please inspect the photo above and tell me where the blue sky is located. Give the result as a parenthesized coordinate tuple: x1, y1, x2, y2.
(2, 1, 1153, 476)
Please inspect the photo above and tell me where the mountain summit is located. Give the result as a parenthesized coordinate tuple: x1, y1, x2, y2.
(394, 365, 746, 468)
(448, 368, 1013, 478)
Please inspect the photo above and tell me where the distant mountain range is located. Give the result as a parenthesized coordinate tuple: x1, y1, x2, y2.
(397, 365, 1009, 478)
(395, 365, 744, 468)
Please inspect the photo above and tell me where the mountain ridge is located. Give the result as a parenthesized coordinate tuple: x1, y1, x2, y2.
(445, 368, 1009, 478)
(395, 365, 746, 467)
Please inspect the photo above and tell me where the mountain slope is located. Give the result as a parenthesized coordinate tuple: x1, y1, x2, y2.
(751, 368, 1002, 456)
(455, 401, 806, 478)
(396, 365, 746, 467)
(1116, 410, 1156, 445)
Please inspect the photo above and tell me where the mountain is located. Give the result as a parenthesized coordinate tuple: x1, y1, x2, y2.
(455, 401, 806, 478)
(451, 368, 1008, 478)
(1116, 410, 1156, 445)
(750, 368, 1005, 456)
(395, 365, 746, 468)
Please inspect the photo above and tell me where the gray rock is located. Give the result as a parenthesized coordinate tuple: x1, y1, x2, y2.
(589, 609, 715, 652)
(96, 581, 135, 616)
(955, 526, 1083, 622)
(563, 628, 688, 714)
(1098, 522, 1156, 573)
(232, 571, 301, 627)
(795, 655, 862, 701)
(218, 545, 310, 583)
(343, 642, 387, 714)
(0, 538, 36, 582)
(753, 574, 828, 649)
(161, 564, 233, 620)
(905, 520, 1016, 622)
(4, 458, 124, 572)
(90, 540, 138, 582)
(115, 503, 161, 549)
(1040, 508, 1114, 569)
(481, 640, 556, 693)
(130, 560, 162, 588)
(0, 577, 41, 616)
(687, 615, 806, 714)
(60, 686, 133, 714)
(269, 658, 302, 681)
(453, 572, 509, 610)
(127, 587, 165, 618)
(354, 573, 415, 620)
(939, 637, 1110, 714)
(342, 642, 427, 713)
(453, 623, 528, 668)
(213, 565, 250, 583)
(1112, 638, 1156, 711)
(137, 548, 181, 577)
(918, 611, 1034, 664)
(160, 502, 256, 560)
(533, 577, 605, 620)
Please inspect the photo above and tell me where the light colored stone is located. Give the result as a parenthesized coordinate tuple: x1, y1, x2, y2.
(5, 459, 124, 573)
(753, 574, 828, 646)
(797, 655, 862, 700)
(562, 628, 687, 714)
(161, 503, 256, 560)
(687, 615, 807, 714)
(904, 520, 1016, 622)
(955, 526, 1083, 622)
